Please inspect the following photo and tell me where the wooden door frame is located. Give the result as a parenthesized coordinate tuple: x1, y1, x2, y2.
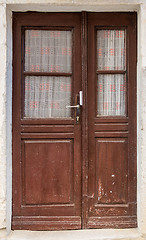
(12, 11, 137, 230)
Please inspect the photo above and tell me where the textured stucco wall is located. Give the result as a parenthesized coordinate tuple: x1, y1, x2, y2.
(0, 3, 7, 230)
(139, 3, 146, 235)
(0, 0, 146, 239)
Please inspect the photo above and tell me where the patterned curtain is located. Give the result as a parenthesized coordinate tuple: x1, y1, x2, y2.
(97, 30, 126, 116)
(24, 30, 72, 118)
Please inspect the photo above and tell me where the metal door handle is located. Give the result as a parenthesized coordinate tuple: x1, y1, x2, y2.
(66, 104, 80, 108)
(66, 92, 82, 124)
(66, 104, 80, 123)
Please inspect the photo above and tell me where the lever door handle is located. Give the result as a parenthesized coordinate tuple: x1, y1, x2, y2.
(66, 104, 80, 108)
(66, 93, 82, 124)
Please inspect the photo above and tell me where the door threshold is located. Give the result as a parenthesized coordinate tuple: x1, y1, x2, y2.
(7, 229, 141, 240)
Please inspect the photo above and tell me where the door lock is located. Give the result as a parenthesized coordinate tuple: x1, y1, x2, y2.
(66, 92, 82, 124)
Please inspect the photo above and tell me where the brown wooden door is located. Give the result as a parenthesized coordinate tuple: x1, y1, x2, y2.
(85, 13, 137, 228)
(12, 12, 82, 230)
(12, 12, 137, 230)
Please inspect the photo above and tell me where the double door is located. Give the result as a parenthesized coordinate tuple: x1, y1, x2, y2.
(12, 12, 137, 230)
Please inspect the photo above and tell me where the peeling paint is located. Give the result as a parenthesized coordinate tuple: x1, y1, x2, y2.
(97, 179, 105, 201)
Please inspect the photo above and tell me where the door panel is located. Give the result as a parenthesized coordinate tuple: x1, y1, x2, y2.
(23, 140, 73, 204)
(12, 12, 82, 230)
(96, 138, 128, 205)
(87, 12, 137, 229)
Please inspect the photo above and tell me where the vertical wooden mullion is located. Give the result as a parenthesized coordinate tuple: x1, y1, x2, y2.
(21, 28, 25, 119)
(127, 14, 137, 210)
(12, 15, 23, 216)
(81, 11, 88, 229)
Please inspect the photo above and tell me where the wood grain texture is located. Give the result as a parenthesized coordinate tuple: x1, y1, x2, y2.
(87, 216, 137, 229)
(87, 12, 137, 229)
(22, 140, 73, 205)
(12, 216, 81, 230)
(96, 138, 128, 204)
(12, 12, 137, 230)
(12, 12, 82, 230)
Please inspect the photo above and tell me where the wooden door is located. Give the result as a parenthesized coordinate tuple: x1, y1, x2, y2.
(12, 12, 82, 230)
(12, 12, 137, 230)
(85, 12, 137, 228)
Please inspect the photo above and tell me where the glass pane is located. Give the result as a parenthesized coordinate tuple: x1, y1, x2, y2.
(24, 76, 71, 118)
(25, 30, 72, 73)
(97, 74, 126, 116)
(97, 30, 126, 70)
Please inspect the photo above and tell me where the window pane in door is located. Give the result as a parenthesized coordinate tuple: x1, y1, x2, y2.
(97, 74, 126, 116)
(97, 30, 126, 70)
(24, 76, 72, 118)
(25, 30, 72, 73)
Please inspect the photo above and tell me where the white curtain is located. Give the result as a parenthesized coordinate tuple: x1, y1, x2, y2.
(97, 74, 126, 116)
(24, 76, 71, 118)
(24, 30, 72, 118)
(97, 30, 126, 116)
(25, 30, 72, 73)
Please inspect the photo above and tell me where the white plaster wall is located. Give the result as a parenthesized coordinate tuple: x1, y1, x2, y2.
(0, 3, 7, 230)
(139, 3, 146, 235)
(0, 0, 146, 239)
(6, 6, 12, 235)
